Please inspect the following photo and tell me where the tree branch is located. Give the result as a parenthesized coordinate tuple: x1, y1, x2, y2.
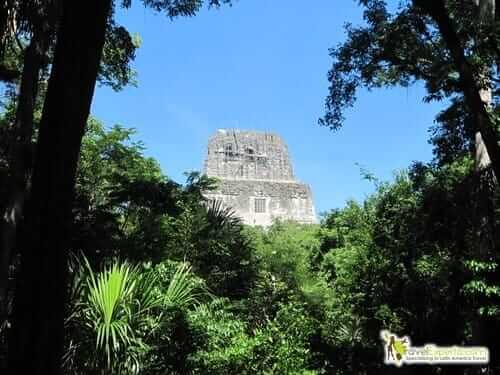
(414, 0, 500, 179)
(0, 63, 20, 82)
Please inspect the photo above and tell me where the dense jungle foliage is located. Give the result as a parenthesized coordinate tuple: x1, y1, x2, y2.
(1, 118, 497, 374)
(1, 0, 500, 374)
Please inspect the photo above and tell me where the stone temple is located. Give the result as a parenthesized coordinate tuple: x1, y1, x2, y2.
(203, 129, 317, 226)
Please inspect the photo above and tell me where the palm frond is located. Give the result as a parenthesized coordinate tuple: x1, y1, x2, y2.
(83, 258, 137, 368)
(164, 262, 204, 307)
(205, 199, 242, 229)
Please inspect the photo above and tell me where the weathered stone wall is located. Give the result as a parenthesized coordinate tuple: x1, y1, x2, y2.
(204, 129, 294, 181)
(203, 179, 317, 226)
(203, 129, 317, 226)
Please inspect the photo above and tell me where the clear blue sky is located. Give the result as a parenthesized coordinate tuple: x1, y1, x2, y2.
(91, 0, 446, 214)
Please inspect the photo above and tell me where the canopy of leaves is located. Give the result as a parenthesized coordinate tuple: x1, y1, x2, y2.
(320, 0, 499, 149)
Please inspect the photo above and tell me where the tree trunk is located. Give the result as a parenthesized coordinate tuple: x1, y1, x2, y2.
(7, 0, 111, 373)
(0, 29, 47, 328)
(473, 0, 495, 171)
(471, 2, 496, 375)
(0, 0, 15, 59)
(415, 2, 498, 373)
(0, 1, 20, 83)
(415, 0, 500, 181)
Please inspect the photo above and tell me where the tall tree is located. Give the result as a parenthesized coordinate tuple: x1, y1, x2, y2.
(320, 1, 500, 371)
(409, 5, 498, 360)
(0, 0, 57, 325)
(321, 0, 500, 179)
(0, 1, 140, 321)
(5, 1, 231, 373)
(7, 0, 112, 372)
(413, 0, 500, 178)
